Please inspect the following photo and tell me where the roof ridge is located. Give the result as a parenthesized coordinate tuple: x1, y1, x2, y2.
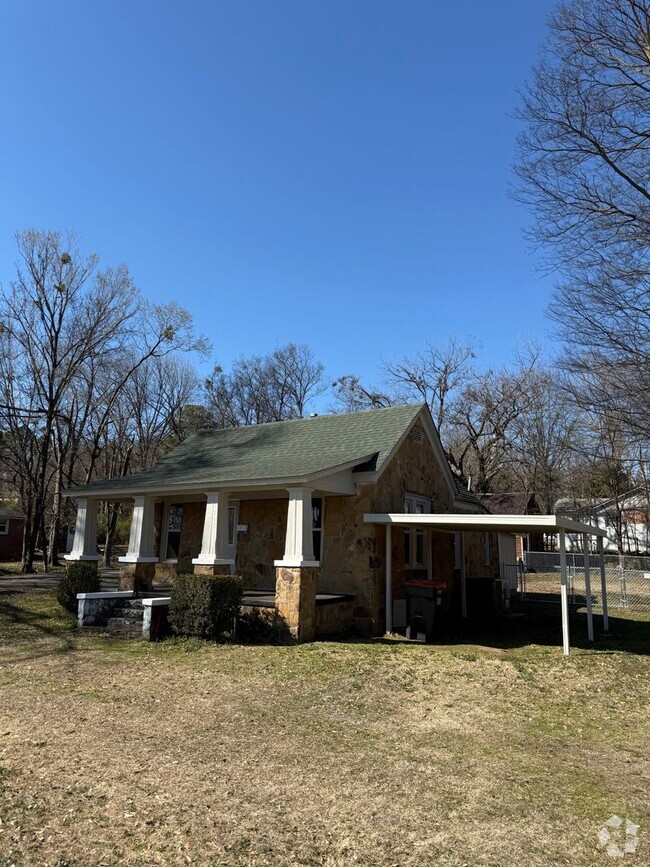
(193, 402, 426, 436)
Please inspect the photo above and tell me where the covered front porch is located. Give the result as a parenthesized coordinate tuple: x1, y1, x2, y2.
(364, 512, 609, 656)
(65, 482, 346, 642)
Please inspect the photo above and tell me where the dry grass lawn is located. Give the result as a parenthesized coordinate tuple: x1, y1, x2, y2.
(1, 592, 649, 867)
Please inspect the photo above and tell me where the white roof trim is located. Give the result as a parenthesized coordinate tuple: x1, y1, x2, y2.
(363, 512, 608, 538)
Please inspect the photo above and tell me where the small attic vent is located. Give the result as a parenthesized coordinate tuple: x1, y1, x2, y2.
(410, 425, 424, 444)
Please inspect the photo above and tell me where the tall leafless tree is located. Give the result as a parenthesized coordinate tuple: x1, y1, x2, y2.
(205, 344, 326, 426)
(514, 0, 650, 455)
(0, 230, 208, 571)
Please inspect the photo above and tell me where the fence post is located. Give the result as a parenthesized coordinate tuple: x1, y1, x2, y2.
(598, 537, 609, 632)
(619, 553, 628, 609)
(560, 530, 570, 657)
(582, 533, 594, 642)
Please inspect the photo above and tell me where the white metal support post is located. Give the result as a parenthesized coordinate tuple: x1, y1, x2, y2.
(559, 529, 570, 656)
(582, 532, 594, 642)
(598, 536, 609, 632)
(385, 524, 393, 634)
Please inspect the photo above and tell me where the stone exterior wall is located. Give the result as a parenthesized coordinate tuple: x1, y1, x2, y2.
(463, 530, 500, 580)
(317, 427, 459, 634)
(236, 498, 286, 589)
(176, 502, 205, 573)
(314, 600, 354, 637)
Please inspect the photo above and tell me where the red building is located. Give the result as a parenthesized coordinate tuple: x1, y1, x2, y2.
(0, 506, 25, 560)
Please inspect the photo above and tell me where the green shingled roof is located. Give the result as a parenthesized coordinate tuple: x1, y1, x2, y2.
(66, 403, 426, 496)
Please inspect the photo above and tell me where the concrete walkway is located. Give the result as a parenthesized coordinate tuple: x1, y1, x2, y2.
(0, 570, 120, 595)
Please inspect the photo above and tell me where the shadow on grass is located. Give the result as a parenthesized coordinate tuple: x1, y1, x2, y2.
(366, 601, 650, 656)
(0, 595, 78, 661)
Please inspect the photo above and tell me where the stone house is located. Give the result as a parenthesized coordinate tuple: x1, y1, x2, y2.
(64, 403, 503, 641)
(0, 505, 25, 561)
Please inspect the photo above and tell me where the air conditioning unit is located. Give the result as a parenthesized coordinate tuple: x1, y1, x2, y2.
(493, 579, 509, 613)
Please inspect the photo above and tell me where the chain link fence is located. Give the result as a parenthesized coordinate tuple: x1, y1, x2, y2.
(519, 551, 650, 614)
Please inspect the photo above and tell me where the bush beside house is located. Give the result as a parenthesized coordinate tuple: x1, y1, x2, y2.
(169, 573, 243, 640)
(57, 562, 101, 612)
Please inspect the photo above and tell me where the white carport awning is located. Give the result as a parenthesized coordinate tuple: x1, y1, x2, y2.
(363, 512, 609, 656)
(363, 512, 608, 537)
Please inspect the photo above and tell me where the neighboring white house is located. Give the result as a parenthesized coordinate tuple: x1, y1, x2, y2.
(554, 488, 650, 554)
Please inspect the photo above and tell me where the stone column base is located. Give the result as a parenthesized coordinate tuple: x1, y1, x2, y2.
(274, 566, 318, 643)
(119, 562, 156, 592)
(193, 563, 234, 577)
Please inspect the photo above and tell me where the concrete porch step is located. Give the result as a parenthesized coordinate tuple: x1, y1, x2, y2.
(105, 616, 144, 637)
(116, 599, 144, 610)
(111, 605, 144, 619)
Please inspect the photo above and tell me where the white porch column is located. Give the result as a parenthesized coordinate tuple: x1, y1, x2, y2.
(582, 533, 594, 642)
(118, 496, 158, 563)
(385, 523, 393, 634)
(64, 498, 101, 561)
(598, 536, 609, 632)
(559, 529, 570, 656)
(192, 492, 235, 567)
(274, 487, 319, 568)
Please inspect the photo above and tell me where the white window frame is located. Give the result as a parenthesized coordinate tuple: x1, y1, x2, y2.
(161, 503, 184, 563)
(312, 496, 324, 564)
(226, 502, 238, 561)
(0, 518, 9, 535)
(403, 493, 431, 571)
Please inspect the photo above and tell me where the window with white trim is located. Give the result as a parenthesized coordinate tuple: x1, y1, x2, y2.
(228, 505, 236, 547)
(312, 497, 323, 561)
(163, 504, 184, 560)
(403, 494, 430, 569)
(0, 518, 8, 535)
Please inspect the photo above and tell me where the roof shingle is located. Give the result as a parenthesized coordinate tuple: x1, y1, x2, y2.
(66, 403, 425, 496)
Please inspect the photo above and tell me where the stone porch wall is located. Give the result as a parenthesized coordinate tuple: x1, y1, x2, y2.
(236, 499, 286, 589)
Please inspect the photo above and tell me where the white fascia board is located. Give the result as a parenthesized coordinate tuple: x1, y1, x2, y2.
(63, 474, 316, 500)
(363, 512, 608, 537)
(310, 472, 357, 495)
(64, 455, 376, 501)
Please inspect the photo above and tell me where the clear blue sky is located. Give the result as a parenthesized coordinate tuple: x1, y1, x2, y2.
(1, 0, 558, 391)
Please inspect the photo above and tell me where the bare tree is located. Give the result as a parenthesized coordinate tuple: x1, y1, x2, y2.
(383, 339, 476, 436)
(514, 0, 650, 450)
(205, 343, 326, 426)
(507, 369, 581, 512)
(330, 375, 395, 413)
(0, 230, 208, 571)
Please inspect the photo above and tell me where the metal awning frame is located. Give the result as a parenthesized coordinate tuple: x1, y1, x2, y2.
(363, 512, 609, 656)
